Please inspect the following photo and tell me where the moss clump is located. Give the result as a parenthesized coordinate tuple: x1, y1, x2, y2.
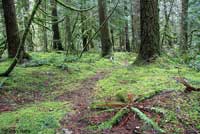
(0, 102, 69, 134)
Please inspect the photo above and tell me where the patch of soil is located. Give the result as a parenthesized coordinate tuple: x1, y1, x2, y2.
(0, 89, 43, 113)
(0, 103, 14, 112)
(0, 71, 55, 112)
(57, 72, 169, 134)
(57, 71, 167, 134)
(58, 85, 200, 134)
(57, 71, 108, 134)
(106, 113, 144, 134)
(140, 90, 179, 107)
(140, 90, 200, 134)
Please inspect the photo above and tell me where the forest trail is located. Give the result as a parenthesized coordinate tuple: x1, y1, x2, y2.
(0, 53, 200, 134)
(56, 71, 200, 134)
(56, 71, 108, 134)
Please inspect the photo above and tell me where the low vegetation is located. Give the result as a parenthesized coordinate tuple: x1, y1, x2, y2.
(0, 52, 199, 133)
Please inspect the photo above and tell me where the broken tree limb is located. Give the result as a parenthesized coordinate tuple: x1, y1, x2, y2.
(174, 77, 200, 92)
(33, 20, 51, 31)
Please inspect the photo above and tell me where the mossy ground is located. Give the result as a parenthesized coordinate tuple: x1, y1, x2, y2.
(0, 52, 199, 133)
(0, 52, 114, 133)
(0, 102, 69, 134)
(95, 55, 200, 100)
(93, 53, 200, 133)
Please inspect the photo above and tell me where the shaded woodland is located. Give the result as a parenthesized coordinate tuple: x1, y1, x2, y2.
(0, 0, 200, 133)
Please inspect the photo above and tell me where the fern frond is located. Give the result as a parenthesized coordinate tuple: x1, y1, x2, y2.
(98, 108, 128, 130)
(131, 107, 165, 133)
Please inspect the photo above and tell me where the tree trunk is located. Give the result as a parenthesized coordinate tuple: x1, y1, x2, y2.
(135, 0, 160, 64)
(110, 29, 115, 51)
(81, 0, 89, 52)
(119, 30, 125, 51)
(98, 0, 112, 57)
(22, 0, 34, 51)
(51, 0, 63, 50)
(124, 0, 130, 52)
(2, 0, 20, 58)
(64, 0, 74, 53)
(180, 0, 189, 54)
(161, 0, 174, 47)
(42, 0, 48, 52)
(130, 0, 136, 51)
(65, 14, 73, 53)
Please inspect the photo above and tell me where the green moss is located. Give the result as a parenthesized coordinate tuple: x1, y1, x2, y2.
(171, 92, 200, 130)
(0, 52, 116, 98)
(0, 102, 69, 134)
(0, 52, 199, 133)
(96, 55, 200, 100)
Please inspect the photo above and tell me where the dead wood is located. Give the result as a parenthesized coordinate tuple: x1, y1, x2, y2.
(174, 77, 200, 92)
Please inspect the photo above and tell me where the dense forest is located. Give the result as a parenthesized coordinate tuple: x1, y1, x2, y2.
(0, 0, 200, 133)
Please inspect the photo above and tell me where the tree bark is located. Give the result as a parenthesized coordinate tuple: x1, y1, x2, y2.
(51, 0, 63, 50)
(98, 0, 112, 57)
(65, 14, 73, 53)
(180, 0, 189, 54)
(22, 0, 34, 51)
(135, 0, 160, 64)
(130, 0, 136, 51)
(132, 0, 140, 52)
(2, 0, 20, 58)
(124, 0, 130, 52)
(81, 0, 89, 52)
(64, 0, 74, 53)
(161, 0, 174, 47)
(42, 0, 48, 52)
(110, 29, 115, 51)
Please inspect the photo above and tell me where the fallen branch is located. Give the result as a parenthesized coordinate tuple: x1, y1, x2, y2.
(174, 77, 200, 92)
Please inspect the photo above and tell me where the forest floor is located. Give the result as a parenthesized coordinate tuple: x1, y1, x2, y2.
(0, 52, 200, 134)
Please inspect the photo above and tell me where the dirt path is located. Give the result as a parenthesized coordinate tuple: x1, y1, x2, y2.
(56, 71, 108, 134)
(55, 71, 200, 134)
